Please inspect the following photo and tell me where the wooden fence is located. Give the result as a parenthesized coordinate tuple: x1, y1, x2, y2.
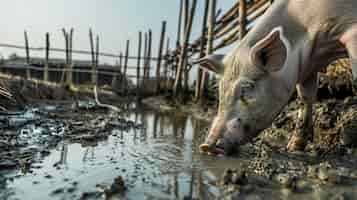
(168, 0, 272, 103)
(0, 0, 272, 103)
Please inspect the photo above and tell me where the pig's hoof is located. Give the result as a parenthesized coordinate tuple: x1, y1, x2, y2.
(286, 135, 307, 152)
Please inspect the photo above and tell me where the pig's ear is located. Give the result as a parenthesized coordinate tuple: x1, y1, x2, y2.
(192, 54, 225, 75)
(250, 27, 288, 72)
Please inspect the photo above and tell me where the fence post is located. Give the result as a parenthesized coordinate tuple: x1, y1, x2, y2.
(173, 0, 197, 99)
(194, 0, 209, 102)
(95, 35, 99, 86)
(163, 37, 170, 94)
(239, 0, 247, 39)
(176, 0, 183, 48)
(44, 32, 50, 82)
(89, 29, 96, 85)
(142, 32, 148, 86)
(24, 31, 31, 80)
(155, 21, 167, 94)
(145, 30, 152, 81)
(67, 28, 74, 86)
(123, 40, 129, 94)
(199, 0, 216, 104)
(61, 28, 69, 85)
(136, 31, 142, 100)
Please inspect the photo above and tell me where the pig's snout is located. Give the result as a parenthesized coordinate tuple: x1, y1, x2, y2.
(199, 118, 242, 156)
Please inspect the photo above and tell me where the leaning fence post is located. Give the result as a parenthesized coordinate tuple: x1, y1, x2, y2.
(24, 31, 31, 80)
(155, 21, 167, 94)
(239, 0, 247, 39)
(60, 28, 69, 85)
(44, 32, 50, 82)
(194, 0, 209, 102)
(136, 32, 142, 100)
(199, 0, 216, 104)
(173, 0, 197, 99)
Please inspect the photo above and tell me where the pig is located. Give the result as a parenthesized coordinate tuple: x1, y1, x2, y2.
(195, 0, 357, 155)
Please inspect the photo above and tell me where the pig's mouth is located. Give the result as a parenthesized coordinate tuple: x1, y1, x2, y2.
(199, 143, 225, 155)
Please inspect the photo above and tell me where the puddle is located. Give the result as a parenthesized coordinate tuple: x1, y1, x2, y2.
(0, 104, 357, 200)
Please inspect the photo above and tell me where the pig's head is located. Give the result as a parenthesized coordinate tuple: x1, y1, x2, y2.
(196, 27, 295, 155)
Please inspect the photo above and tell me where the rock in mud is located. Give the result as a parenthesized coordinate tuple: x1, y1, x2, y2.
(221, 169, 248, 185)
(275, 173, 297, 190)
(104, 175, 127, 198)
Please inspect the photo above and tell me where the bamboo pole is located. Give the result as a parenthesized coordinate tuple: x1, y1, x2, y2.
(155, 21, 167, 94)
(136, 31, 142, 100)
(89, 29, 96, 85)
(44, 32, 50, 82)
(24, 31, 31, 80)
(173, 0, 197, 99)
(123, 39, 129, 93)
(239, 0, 247, 39)
(199, 0, 216, 104)
(194, 0, 210, 101)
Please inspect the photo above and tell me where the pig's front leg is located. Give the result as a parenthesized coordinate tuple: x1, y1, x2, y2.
(341, 26, 357, 88)
(287, 74, 318, 152)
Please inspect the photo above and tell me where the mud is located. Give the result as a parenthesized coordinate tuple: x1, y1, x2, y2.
(0, 96, 355, 199)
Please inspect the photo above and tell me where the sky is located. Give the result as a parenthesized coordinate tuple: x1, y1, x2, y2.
(0, 0, 237, 76)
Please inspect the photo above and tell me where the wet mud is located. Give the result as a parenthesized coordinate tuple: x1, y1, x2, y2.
(0, 96, 356, 200)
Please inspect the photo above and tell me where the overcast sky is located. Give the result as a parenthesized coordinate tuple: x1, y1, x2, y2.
(0, 0, 236, 76)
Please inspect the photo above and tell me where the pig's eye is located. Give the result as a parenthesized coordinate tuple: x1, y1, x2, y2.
(238, 82, 256, 103)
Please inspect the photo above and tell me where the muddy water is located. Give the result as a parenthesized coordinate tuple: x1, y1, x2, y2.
(1, 104, 357, 200)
